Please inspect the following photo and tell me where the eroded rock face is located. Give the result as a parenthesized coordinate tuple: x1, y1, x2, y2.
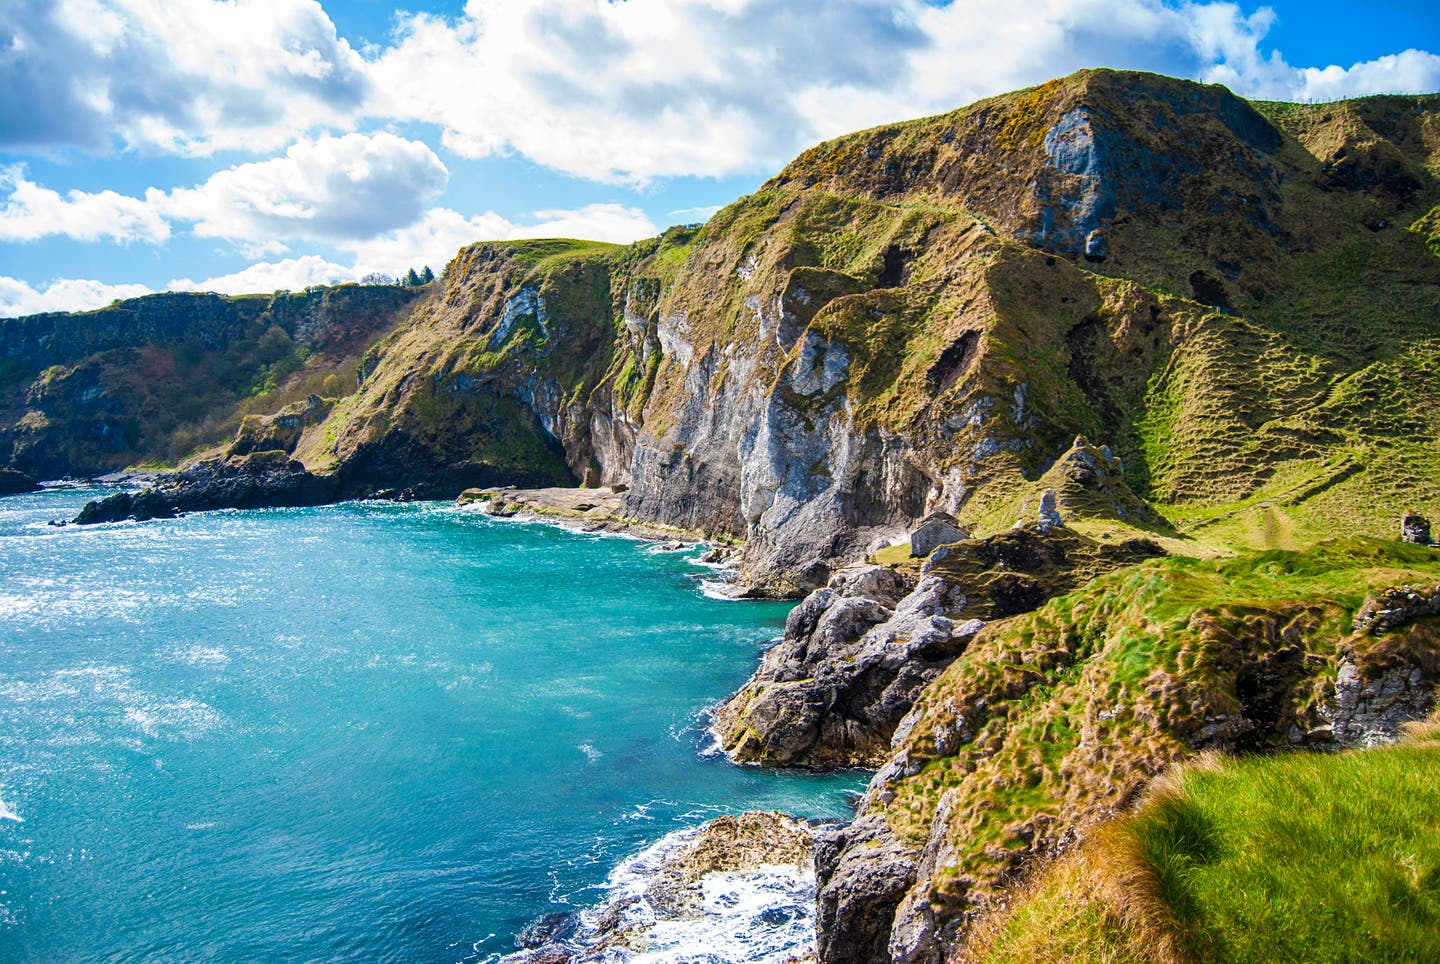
(715, 565, 978, 769)
(1402, 512, 1434, 545)
(815, 815, 919, 964)
(814, 559, 1440, 964)
(1326, 584, 1440, 745)
(716, 530, 1165, 770)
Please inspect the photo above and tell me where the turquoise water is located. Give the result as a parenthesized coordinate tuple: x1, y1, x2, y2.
(0, 489, 863, 962)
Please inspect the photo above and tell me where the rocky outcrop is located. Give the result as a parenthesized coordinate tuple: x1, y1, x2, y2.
(715, 528, 1165, 769)
(910, 512, 968, 557)
(811, 540, 1440, 963)
(508, 811, 823, 964)
(815, 815, 918, 964)
(74, 451, 335, 523)
(229, 395, 333, 458)
(1402, 511, 1433, 544)
(0, 467, 38, 495)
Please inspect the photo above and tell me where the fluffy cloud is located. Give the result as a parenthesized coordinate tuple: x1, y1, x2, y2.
(1288, 49, 1440, 102)
(169, 204, 658, 296)
(164, 133, 449, 243)
(0, 166, 169, 243)
(368, 0, 933, 183)
(341, 203, 660, 278)
(4, 0, 1436, 184)
(0, 275, 152, 317)
(0, 0, 368, 155)
(168, 255, 354, 295)
(369, 0, 1440, 184)
(0, 134, 447, 249)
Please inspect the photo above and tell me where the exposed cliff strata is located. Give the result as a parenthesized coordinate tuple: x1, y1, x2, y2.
(45, 73, 1439, 599)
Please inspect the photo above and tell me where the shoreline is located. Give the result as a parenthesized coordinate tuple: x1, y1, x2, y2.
(458, 485, 743, 555)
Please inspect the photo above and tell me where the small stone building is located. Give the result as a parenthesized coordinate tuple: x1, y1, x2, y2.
(910, 511, 970, 557)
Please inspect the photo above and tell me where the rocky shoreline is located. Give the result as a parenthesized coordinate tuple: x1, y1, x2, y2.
(460, 485, 741, 556)
(503, 811, 828, 964)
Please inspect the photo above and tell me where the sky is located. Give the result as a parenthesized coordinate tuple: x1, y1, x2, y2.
(1, 0, 1437, 317)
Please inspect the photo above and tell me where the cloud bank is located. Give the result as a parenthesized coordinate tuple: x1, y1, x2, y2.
(2, 0, 1437, 314)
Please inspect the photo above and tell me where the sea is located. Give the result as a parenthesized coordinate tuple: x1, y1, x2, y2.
(0, 487, 865, 962)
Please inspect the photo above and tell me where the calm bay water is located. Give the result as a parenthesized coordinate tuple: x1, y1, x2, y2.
(0, 489, 862, 962)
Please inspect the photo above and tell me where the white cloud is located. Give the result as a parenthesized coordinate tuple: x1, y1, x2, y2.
(168, 255, 355, 296)
(343, 204, 659, 278)
(1291, 49, 1440, 102)
(0, 166, 169, 244)
(163, 133, 449, 243)
(0, 275, 152, 316)
(366, 0, 1440, 184)
(3, 0, 1434, 186)
(666, 205, 724, 222)
(0, 0, 369, 155)
(161, 202, 657, 295)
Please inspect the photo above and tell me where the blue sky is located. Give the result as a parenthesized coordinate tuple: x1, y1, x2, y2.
(1, 0, 1437, 316)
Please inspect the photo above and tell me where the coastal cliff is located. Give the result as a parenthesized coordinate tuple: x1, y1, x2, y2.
(7, 68, 1440, 962)
(46, 71, 1438, 591)
(0, 284, 423, 478)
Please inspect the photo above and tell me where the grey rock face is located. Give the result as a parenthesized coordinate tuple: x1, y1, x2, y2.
(1323, 657, 1435, 748)
(1401, 512, 1433, 545)
(715, 565, 981, 769)
(1036, 487, 1063, 532)
(815, 815, 919, 964)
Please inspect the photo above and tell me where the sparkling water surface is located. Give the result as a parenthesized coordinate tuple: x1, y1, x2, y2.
(0, 488, 864, 962)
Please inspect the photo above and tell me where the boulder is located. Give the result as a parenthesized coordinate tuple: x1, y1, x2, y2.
(1401, 512, 1433, 545)
(1036, 487, 1064, 532)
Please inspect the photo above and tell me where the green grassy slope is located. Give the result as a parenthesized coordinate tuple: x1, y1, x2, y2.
(967, 716, 1440, 963)
(871, 538, 1440, 927)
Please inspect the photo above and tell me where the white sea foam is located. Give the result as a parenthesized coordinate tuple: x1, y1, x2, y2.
(697, 578, 743, 601)
(0, 797, 23, 824)
(507, 824, 820, 964)
(579, 743, 603, 763)
(175, 646, 230, 667)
